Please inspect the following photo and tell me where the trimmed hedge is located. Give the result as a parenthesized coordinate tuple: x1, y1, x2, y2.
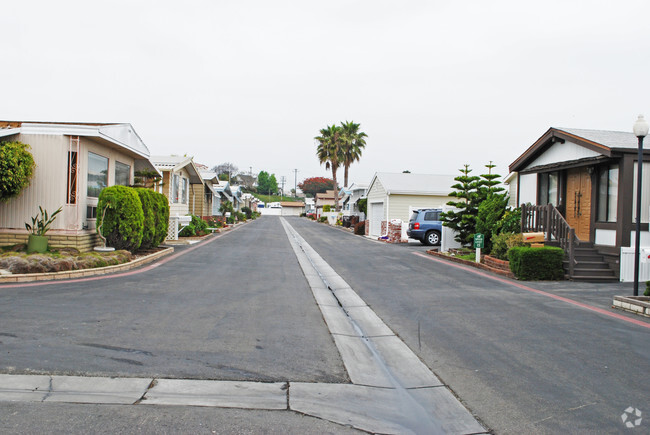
(508, 246, 564, 280)
(152, 191, 170, 247)
(97, 186, 144, 252)
(135, 188, 156, 250)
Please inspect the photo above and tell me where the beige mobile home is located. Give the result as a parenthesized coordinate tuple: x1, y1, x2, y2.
(366, 172, 455, 238)
(0, 121, 157, 251)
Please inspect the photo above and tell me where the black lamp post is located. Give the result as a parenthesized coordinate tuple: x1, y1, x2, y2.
(633, 115, 649, 296)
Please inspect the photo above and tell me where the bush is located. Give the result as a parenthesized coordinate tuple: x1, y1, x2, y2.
(0, 141, 36, 203)
(354, 221, 366, 235)
(241, 206, 253, 219)
(490, 232, 529, 260)
(495, 207, 522, 235)
(475, 193, 509, 253)
(645, 281, 650, 297)
(508, 247, 564, 280)
(318, 216, 327, 223)
(151, 192, 170, 247)
(179, 215, 208, 237)
(135, 188, 156, 249)
(323, 205, 331, 212)
(97, 186, 144, 252)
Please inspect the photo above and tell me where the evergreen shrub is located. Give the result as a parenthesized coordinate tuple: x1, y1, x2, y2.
(151, 192, 170, 247)
(354, 221, 365, 235)
(0, 141, 35, 202)
(508, 247, 564, 280)
(97, 186, 144, 252)
(323, 205, 331, 212)
(135, 188, 156, 249)
(491, 232, 529, 260)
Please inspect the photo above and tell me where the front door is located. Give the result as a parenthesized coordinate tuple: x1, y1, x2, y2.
(565, 168, 592, 241)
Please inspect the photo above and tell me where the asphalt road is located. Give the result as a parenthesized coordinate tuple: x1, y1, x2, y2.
(0, 218, 347, 383)
(286, 217, 650, 434)
(2, 216, 649, 433)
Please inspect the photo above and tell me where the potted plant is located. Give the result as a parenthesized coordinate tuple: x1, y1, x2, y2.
(24, 206, 62, 253)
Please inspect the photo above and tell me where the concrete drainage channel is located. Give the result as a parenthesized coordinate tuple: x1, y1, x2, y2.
(0, 219, 487, 434)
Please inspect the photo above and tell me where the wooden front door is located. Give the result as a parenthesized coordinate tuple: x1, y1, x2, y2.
(565, 168, 592, 241)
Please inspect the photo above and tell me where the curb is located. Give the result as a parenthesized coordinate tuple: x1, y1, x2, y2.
(0, 247, 174, 284)
(425, 249, 516, 279)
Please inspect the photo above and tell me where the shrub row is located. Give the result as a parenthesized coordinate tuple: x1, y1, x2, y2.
(508, 246, 564, 280)
(97, 186, 169, 252)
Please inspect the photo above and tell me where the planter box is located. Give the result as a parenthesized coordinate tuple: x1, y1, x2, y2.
(612, 296, 650, 317)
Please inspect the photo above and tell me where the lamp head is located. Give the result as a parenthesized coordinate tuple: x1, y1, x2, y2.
(633, 114, 649, 138)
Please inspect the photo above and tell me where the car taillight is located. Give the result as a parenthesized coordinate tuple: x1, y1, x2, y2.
(413, 223, 420, 229)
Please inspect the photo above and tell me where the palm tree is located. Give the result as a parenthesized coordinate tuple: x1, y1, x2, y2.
(315, 124, 344, 211)
(340, 121, 367, 188)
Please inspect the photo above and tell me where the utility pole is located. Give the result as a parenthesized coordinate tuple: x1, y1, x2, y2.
(280, 176, 286, 197)
(293, 169, 298, 197)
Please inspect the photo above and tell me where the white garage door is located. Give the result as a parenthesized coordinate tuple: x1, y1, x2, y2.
(370, 202, 383, 236)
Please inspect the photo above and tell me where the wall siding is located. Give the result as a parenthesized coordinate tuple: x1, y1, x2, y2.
(388, 194, 451, 223)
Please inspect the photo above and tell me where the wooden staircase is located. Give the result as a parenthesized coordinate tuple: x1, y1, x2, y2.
(522, 204, 618, 282)
(564, 243, 617, 282)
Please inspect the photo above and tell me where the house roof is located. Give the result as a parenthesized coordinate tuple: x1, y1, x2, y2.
(368, 172, 456, 196)
(0, 120, 156, 172)
(280, 201, 305, 207)
(315, 190, 336, 199)
(151, 155, 202, 184)
(509, 127, 643, 173)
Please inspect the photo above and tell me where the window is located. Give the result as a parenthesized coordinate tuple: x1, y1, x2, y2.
(86, 205, 97, 219)
(181, 178, 188, 204)
(597, 164, 618, 222)
(115, 161, 131, 186)
(87, 152, 108, 197)
(66, 151, 78, 204)
(424, 211, 440, 221)
(539, 172, 559, 206)
(171, 173, 179, 203)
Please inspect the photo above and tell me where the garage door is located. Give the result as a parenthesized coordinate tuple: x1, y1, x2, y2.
(370, 202, 383, 236)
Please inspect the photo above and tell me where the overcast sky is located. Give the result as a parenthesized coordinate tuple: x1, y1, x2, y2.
(3, 1, 650, 191)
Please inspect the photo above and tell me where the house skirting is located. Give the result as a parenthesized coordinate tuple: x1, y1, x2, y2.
(0, 230, 99, 252)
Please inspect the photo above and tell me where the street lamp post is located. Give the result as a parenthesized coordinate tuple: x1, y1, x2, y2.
(633, 115, 649, 296)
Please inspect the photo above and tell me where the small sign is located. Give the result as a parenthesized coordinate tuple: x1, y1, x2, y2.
(474, 233, 484, 249)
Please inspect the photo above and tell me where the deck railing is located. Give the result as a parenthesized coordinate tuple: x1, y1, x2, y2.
(521, 203, 577, 276)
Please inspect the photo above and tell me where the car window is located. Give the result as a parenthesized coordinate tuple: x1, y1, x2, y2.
(424, 211, 440, 221)
(410, 212, 419, 222)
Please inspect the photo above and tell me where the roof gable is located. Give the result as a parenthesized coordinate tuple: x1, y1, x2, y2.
(371, 172, 455, 196)
(509, 127, 639, 172)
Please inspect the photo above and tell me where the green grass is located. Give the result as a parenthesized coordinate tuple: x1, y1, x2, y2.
(254, 194, 303, 203)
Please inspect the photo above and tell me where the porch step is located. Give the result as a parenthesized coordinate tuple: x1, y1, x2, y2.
(564, 246, 617, 281)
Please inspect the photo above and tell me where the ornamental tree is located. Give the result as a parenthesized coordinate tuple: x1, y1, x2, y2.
(0, 141, 36, 202)
(298, 177, 335, 197)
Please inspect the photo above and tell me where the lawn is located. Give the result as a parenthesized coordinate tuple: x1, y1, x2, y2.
(254, 193, 304, 203)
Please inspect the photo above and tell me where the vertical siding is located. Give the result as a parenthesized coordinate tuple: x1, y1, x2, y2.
(0, 133, 139, 232)
(0, 133, 68, 230)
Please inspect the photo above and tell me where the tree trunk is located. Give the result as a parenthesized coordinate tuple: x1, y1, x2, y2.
(332, 167, 339, 211)
(344, 164, 349, 188)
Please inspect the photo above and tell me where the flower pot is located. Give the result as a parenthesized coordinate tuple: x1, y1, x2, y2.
(27, 234, 48, 254)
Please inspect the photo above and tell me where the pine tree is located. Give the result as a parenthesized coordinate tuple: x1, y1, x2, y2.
(441, 165, 481, 246)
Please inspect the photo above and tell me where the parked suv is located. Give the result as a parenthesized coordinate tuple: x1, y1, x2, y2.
(407, 208, 443, 246)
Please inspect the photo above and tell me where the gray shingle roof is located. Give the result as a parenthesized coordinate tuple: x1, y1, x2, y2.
(555, 127, 638, 149)
(373, 172, 456, 195)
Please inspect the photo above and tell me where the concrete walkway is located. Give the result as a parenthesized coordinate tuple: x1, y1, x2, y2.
(0, 218, 487, 434)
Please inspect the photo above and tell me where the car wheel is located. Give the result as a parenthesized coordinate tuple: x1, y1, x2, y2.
(424, 230, 440, 246)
